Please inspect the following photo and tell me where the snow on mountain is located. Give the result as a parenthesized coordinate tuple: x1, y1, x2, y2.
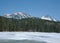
(41, 15, 57, 21)
(4, 12, 32, 19)
(4, 12, 57, 21)
(4, 14, 11, 18)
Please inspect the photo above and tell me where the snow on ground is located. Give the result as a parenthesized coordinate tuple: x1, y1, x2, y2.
(0, 32, 60, 43)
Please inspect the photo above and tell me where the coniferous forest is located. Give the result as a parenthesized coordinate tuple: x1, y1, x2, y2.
(0, 16, 60, 32)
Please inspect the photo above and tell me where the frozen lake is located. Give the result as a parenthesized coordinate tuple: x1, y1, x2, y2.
(0, 32, 60, 43)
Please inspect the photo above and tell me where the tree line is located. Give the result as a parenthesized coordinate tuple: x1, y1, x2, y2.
(0, 16, 60, 32)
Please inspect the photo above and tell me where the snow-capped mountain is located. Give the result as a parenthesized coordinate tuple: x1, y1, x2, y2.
(41, 15, 57, 21)
(4, 12, 32, 19)
(3, 12, 57, 21)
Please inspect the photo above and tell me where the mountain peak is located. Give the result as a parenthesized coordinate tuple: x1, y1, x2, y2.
(4, 12, 31, 19)
(41, 15, 57, 21)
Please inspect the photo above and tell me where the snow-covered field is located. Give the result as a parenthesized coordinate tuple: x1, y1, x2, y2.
(0, 32, 60, 43)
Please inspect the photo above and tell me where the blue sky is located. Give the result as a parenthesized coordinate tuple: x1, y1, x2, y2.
(0, 0, 60, 20)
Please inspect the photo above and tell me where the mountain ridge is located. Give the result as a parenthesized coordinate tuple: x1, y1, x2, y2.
(3, 12, 57, 22)
(4, 12, 32, 19)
